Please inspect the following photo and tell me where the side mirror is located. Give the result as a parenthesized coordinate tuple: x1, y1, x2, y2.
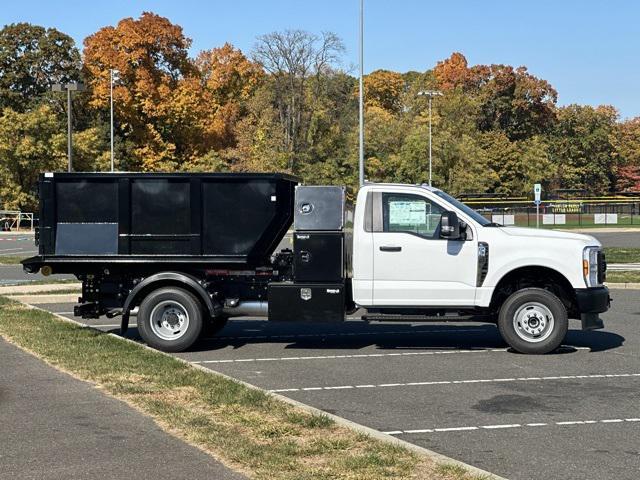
(440, 211, 460, 239)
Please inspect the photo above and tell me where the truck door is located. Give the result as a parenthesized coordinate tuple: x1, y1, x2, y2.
(371, 192, 478, 306)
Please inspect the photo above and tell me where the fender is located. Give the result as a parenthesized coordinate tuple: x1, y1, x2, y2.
(120, 271, 215, 334)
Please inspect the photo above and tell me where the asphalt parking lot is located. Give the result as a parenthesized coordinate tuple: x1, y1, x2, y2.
(29, 289, 639, 480)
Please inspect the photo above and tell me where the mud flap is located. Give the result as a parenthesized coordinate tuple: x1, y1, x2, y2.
(581, 313, 604, 330)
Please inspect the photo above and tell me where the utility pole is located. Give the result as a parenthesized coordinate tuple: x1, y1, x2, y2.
(358, 0, 365, 186)
(52, 82, 85, 172)
(417, 90, 442, 186)
(110, 69, 119, 172)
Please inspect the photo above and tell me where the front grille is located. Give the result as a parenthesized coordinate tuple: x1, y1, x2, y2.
(597, 250, 606, 284)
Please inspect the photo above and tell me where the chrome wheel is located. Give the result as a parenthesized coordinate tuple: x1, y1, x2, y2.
(512, 302, 555, 343)
(149, 300, 190, 341)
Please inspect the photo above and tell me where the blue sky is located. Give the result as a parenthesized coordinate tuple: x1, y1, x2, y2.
(3, 0, 639, 118)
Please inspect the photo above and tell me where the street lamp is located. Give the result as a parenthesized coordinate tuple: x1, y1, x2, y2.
(417, 90, 442, 186)
(358, 0, 365, 186)
(110, 69, 120, 172)
(52, 81, 85, 172)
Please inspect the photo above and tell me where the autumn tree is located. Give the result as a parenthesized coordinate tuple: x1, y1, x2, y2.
(252, 29, 345, 172)
(612, 117, 640, 191)
(192, 43, 264, 152)
(83, 12, 194, 170)
(476, 65, 558, 141)
(363, 70, 405, 112)
(0, 23, 81, 112)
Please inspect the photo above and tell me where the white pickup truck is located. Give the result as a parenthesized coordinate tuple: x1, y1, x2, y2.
(351, 183, 609, 354)
(24, 173, 610, 354)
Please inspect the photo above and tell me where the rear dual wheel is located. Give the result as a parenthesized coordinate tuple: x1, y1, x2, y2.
(498, 288, 568, 354)
(137, 287, 203, 352)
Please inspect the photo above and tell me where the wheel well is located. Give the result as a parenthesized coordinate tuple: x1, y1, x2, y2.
(129, 280, 214, 316)
(490, 266, 577, 316)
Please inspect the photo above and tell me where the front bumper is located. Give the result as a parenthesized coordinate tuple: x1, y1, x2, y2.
(574, 286, 610, 330)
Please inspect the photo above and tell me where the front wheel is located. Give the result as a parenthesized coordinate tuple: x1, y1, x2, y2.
(137, 287, 203, 352)
(497, 288, 568, 354)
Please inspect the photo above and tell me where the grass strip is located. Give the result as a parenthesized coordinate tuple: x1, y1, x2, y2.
(606, 271, 640, 283)
(603, 248, 640, 264)
(0, 297, 491, 480)
(0, 255, 26, 264)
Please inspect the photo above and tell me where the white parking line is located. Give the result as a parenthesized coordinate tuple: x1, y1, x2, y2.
(191, 346, 591, 364)
(268, 373, 640, 393)
(384, 418, 640, 435)
(0, 247, 24, 252)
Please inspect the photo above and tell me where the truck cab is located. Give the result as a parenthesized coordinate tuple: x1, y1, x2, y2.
(353, 183, 610, 353)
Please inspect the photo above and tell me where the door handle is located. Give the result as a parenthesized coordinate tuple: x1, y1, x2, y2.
(379, 245, 402, 252)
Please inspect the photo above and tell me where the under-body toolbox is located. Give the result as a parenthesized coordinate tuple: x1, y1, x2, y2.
(268, 282, 345, 322)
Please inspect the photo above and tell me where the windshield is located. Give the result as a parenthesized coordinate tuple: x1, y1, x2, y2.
(433, 190, 492, 226)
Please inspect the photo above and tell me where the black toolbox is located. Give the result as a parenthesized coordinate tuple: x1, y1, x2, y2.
(268, 282, 345, 322)
(293, 231, 344, 282)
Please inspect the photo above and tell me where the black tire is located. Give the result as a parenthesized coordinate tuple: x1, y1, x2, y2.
(137, 287, 203, 352)
(200, 315, 229, 338)
(497, 287, 568, 354)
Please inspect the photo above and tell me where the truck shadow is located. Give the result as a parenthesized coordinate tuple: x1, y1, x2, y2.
(185, 320, 625, 354)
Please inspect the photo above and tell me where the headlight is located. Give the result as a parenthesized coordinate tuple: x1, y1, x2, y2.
(582, 246, 601, 287)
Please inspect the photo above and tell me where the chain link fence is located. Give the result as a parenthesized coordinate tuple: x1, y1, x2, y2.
(474, 201, 640, 227)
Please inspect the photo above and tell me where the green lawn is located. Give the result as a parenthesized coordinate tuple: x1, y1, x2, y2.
(0, 255, 26, 265)
(606, 271, 640, 283)
(603, 248, 640, 264)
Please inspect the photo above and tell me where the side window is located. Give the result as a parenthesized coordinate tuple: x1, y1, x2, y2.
(382, 193, 444, 239)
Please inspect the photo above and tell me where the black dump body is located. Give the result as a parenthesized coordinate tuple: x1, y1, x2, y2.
(23, 172, 298, 275)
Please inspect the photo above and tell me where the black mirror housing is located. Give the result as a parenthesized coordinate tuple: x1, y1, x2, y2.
(440, 211, 460, 239)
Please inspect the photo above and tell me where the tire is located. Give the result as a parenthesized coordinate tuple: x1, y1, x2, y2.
(497, 287, 568, 354)
(200, 315, 229, 338)
(137, 287, 203, 352)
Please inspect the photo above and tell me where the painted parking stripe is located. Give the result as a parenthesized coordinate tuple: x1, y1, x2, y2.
(268, 373, 640, 393)
(383, 418, 640, 435)
(192, 346, 591, 364)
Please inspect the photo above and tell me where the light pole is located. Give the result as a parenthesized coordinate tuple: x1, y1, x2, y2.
(52, 82, 85, 172)
(417, 90, 442, 186)
(110, 69, 119, 172)
(358, 0, 365, 186)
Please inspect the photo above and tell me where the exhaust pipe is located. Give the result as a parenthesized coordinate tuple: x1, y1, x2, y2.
(222, 300, 268, 317)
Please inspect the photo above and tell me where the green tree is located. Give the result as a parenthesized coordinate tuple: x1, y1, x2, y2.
(0, 23, 81, 112)
(549, 105, 618, 194)
(0, 106, 65, 210)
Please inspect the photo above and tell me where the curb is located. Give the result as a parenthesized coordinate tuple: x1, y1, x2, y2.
(14, 299, 506, 480)
(605, 282, 640, 289)
(0, 231, 34, 236)
(8, 293, 79, 304)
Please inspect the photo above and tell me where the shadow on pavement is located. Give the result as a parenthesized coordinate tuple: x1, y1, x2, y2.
(178, 320, 626, 354)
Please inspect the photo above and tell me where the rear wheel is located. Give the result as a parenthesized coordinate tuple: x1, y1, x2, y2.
(497, 287, 568, 354)
(137, 287, 203, 352)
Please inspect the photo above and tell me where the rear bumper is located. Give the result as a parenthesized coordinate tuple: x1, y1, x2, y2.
(574, 286, 610, 330)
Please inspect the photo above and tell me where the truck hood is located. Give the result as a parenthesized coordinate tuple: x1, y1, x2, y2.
(499, 226, 599, 244)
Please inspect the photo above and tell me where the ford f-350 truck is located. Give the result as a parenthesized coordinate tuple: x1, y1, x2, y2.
(22, 172, 610, 354)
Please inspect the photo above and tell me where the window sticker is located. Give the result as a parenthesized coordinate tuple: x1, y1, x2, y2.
(389, 200, 427, 225)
